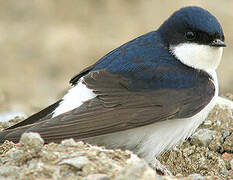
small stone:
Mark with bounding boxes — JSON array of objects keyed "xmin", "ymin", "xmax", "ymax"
[
  {"xmin": 19, "ymin": 132, "xmax": 44, "ymax": 154},
  {"xmin": 230, "ymin": 159, "xmax": 233, "ymax": 170},
  {"xmin": 175, "ymin": 173, "xmax": 183, "ymax": 176},
  {"xmin": 8, "ymin": 148, "xmax": 24, "ymax": 161},
  {"xmin": 58, "ymin": 156, "xmax": 89, "ymax": 169},
  {"xmin": 203, "ymin": 120, "xmax": 212, "ymax": 126},
  {"xmin": 216, "ymin": 120, "xmax": 221, "ymax": 126},
  {"xmin": 28, "ymin": 159, "xmax": 44, "ymax": 169},
  {"xmin": 219, "ymin": 170, "xmax": 228, "ymax": 175},
  {"xmin": 189, "ymin": 173, "xmax": 204, "ymax": 180},
  {"xmin": 150, "ymin": 158, "xmax": 172, "ymax": 176},
  {"xmin": 0, "ymin": 140, "xmax": 16, "ymax": 154},
  {"xmin": 182, "ymin": 147, "xmax": 195, "ymax": 156},
  {"xmin": 0, "ymin": 165, "xmax": 20, "ymax": 177},
  {"xmin": 115, "ymin": 154, "xmax": 156, "ymax": 180},
  {"xmin": 208, "ymin": 131, "xmax": 224, "ymax": 153},
  {"xmin": 222, "ymin": 130, "xmax": 230, "ymax": 140},
  {"xmin": 61, "ymin": 138, "xmax": 77, "ymax": 146},
  {"xmin": 222, "ymin": 133, "xmax": 233, "ymax": 153},
  {"xmin": 76, "ymin": 141, "xmax": 85, "ymax": 146},
  {"xmin": 216, "ymin": 96, "xmax": 233, "ymax": 109},
  {"xmin": 190, "ymin": 129, "xmax": 216, "ymax": 147},
  {"xmin": 222, "ymin": 152, "xmax": 233, "ymax": 160},
  {"xmin": 86, "ymin": 174, "xmax": 110, "ymax": 180},
  {"xmin": 40, "ymin": 150, "xmax": 59, "ymax": 162}
]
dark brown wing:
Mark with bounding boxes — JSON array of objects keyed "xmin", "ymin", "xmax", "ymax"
[
  {"xmin": 0, "ymin": 70, "xmax": 215, "ymax": 143},
  {"xmin": 6, "ymin": 100, "xmax": 62, "ymax": 130}
]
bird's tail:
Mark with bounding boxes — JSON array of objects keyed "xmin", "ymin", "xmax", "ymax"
[
  {"xmin": 0, "ymin": 100, "xmax": 62, "ymax": 144},
  {"xmin": 0, "ymin": 126, "xmax": 29, "ymax": 143}
]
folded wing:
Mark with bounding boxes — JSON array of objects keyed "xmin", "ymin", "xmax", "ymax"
[{"xmin": 0, "ymin": 69, "xmax": 215, "ymax": 143}]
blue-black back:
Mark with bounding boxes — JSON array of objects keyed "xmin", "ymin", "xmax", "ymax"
[{"xmin": 75, "ymin": 31, "xmax": 210, "ymax": 90}]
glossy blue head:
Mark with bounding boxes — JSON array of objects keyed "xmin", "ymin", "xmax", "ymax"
[
  {"xmin": 159, "ymin": 6, "xmax": 226, "ymax": 71},
  {"xmin": 159, "ymin": 6, "xmax": 225, "ymax": 47}
]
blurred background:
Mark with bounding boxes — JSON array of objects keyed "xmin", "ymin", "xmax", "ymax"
[{"xmin": 0, "ymin": 0, "xmax": 232, "ymax": 114}]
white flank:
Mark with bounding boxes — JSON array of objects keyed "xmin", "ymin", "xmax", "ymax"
[
  {"xmin": 170, "ymin": 43, "xmax": 223, "ymax": 70},
  {"xmin": 52, "ymin": 77, "xmax": 97, "ymax": 117}
]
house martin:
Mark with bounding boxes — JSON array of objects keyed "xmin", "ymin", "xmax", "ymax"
[{"xmin": 0, "ymin": 6, "xmax": 226, "ymax": 164}]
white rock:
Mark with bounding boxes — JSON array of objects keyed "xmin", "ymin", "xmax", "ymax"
[
  {"xmin": 216, "ymin": 97, "xmax": 233, "ymax": 109},
  {"xmin": 0, "ymin": 165, "xmax": 20, "ymax": 177},
  {"xmin": 20, "ymin": 132, "xmax": 44, "ymax": 153},
  {"xmin": 61, "ymin": 138, "xmax": 77, "ymax": 146},
  {"xmin": 86, "ymin": 174, "xmax": 110, "ymax": 180},
  {"xmin": 190, "ymin": 129, "xmax": 216, "ymax": 147},
  {"xmin": 58, "ymin": 156, "xmax": 89, "ymax": 169}
]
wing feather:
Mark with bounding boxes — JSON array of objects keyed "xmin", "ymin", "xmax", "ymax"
[{"xmin": 0, "ymin": 70, "xmax": 215, "ymax": 143}]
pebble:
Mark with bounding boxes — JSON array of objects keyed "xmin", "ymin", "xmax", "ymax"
[
  {"xmin": 8, "ymin": 133, "xmax": 45, "ymax": 164},
  {"xmin": 189, "ymin": 173, "xmax": 204, "ymax": 180},
  {"xmin": 86, "ymin": 174, "xmax": 110, "ymax": 180},
  {"xmin": 0, "ymin": 165, "xmax": 20, "ymax": 177},
  {"xmin": 222, "ymin": 133, "xmax": 233, "ymax": 153},
  {"xmin": 222, "ymin": 152, "xmax": 233, "ymax": 160},
  {"xmin": 202, "ymin": 120, "xmax": 212, "ymax": 126},
  {"xmin": 216, "ymin": 96, "xmax": 233, "ymax": 109},
  {"xmin": 222, "ymin": 130, "xmax": 230, "ymax": 140},
  {"xmin": 61, "ymin": 138, "xmax": 77, "ymax": 146},
  {"xmin": 58, "ymin": 156, "xmax": 89, "ymax": 169},
  {"xmin": 115, "ymin": 154, "xmax": 156, "ymax": 180},
  {"xmin": 216, "ymin": 120, "xmax": 221, "ymax": 126},
  {"xmin": 28, "ymin": 159, "xmax": 44, "ymax": 169},
  {"xmin": 219, "ymin": 170, "xmax": 228, "ymax": 175},
  {"xmin": 19, "ymin": 132, "xmax": 44, "ymax": 153},
  {"xmin": 190, "ymin": 129, "xmax": 216, "ymax": 147},
  {"xmin": 230, "ymin": 159, "xmax": 233, "ymax": 170}
]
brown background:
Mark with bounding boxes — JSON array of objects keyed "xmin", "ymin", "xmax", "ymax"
[{"xmin": 0, "ymin": 0, "xmax": 232, "ymax": 114}]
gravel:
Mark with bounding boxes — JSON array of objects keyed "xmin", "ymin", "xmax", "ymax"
[
  {"xmin": 190, "ymin": 129, "xmax": 216, "ymax": 147},
  {"xmin": 158, "ymin": 97, "xmax": 233, "ymax": 179}
]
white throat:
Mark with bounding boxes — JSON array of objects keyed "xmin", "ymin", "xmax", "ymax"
[{"xmin": 170, "ymin": 43, "xmax": 223, "ymax": 71}]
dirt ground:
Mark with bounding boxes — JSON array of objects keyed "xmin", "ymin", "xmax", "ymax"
[{"xmin": 0, "ymin": 1, "xmax": 232, "ymax": 115}]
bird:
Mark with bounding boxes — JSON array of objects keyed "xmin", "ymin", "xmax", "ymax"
[{"xmin": 0, "ymin": 6, "xmax": 226, "ymax": 165}]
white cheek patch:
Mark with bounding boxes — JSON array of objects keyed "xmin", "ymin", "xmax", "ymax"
[
  {"xmin": 170, "ymin": 43, "xmax": 223, "ymax": 70},
  {"xmin": 52, "ymin": 77, "xmax": 97, "ymax": 117}
]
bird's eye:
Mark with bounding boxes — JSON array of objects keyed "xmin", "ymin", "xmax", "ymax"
[{"xmin": 185, "ymin": 31, "xmax": 196, "ymax": 41}]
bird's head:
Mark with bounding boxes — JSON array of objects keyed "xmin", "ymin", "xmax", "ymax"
[{"xmin": 158, "ymin": 6, "xmax": 226, "ymax": 70}]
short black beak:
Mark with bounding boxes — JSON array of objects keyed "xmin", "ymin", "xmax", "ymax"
[{"xmin": 209, "ymin": 39, "xmax": 226, "ymax": 47}]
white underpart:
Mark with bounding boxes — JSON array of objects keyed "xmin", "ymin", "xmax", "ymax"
[
  {"xmin": 86, "ymin": 70, "xmax": 219, "ymax": 163},
  {"xmin": 170, "ymin": 43, "xmax": 223, "ymax": 70},
  {"xmin": 52, "ymin": 77, "xmax": 97, "ymax": 117}
]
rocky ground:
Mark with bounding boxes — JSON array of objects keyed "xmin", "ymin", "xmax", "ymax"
[
  {"xmin": 158, "ymin": 96, "xmax": 233, "ymax": 179},
  {"xmin": 0, "ymin": 96, "xmax": 232, "ymax": 180}
]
